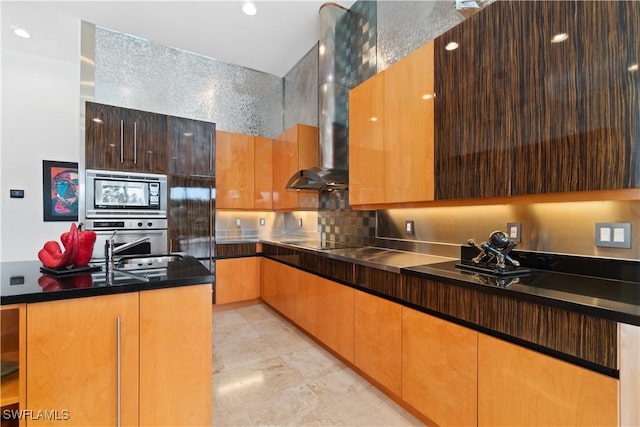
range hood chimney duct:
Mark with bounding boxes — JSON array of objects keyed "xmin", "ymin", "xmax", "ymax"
[{"xmin": 286, "ymin": 2, "xmax": 349, "ymax": 191}]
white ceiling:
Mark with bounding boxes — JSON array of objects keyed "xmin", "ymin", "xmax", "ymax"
[{"xmin": 1, "ymin": 0, "xmax": 356, "ymax": 77}]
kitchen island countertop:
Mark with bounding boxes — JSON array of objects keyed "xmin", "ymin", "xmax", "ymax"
[{"xmin": 0, "ymin": 256, "xmax": 213, "ymax": 305}]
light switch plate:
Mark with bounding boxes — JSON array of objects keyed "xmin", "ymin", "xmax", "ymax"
[
  {"xmin": 259, "ymin": 218, "xmax": 266, "ymax": 226},
  {"xmin": 595, "ymin": 222, "xmax": 631, "ymax": 248},
  {"xmin": 235, "ymin": 218, "xmax": 241, "ymax": 227}
]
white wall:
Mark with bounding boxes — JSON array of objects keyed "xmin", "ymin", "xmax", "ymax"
[{"xmin": 1, "ymin": 47, "xmax": 80, "ymax": 261}]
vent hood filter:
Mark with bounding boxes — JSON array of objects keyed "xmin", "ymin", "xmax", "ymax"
[{"xmin": 286, "ymin": 167, "xmax": 349, "ymax": 191}]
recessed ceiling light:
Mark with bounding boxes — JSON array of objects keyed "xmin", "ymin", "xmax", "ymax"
[
  {"xmin": 13, "ymin": 27, "xmax": 31, "ymax": 39},
  {"xmin": 445, "ymin": 42, "xmax": 459, "ymax": 51},
  {"xmin": 551, "ymin": 33, "xmax": 569, "ymax": 43},
  {"xmin": 242, "ymin": 2, "xmax": 257, "ymax": 16}
]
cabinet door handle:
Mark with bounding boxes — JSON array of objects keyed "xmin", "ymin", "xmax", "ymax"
[
  {"xmin": 116, "ymin": 316, "xmax": 121, "ymax": 427},
  {"xmin": 120, "ymin": 120, "xmax": 124, "ymax": 164},
  {"xmin": 133, "ymin": 122, "xmax": 138, "ymax": 165},
  {"xmin": 209, "ymin": 133, "xmax": 213, "ymax": 172}
]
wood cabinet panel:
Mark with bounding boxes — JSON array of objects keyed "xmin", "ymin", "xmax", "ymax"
[
  {"xmin": 273, "ymin": 124, "xmax": 319, "ymax": 210},
  {"xmin": 478, "ymin": 333, "xmax": 618, "ymax": 426},
  {"xmin": 295, "ymin": 270, "xmax": 318, "ymax": 335},
  {"xmin": 26, "ymin": 294, "xmax": 139, "ymax": 426},
  {"xmin": 261, "ymin": 258, "xmax": 297, "ymax": 320},
  {"xmin": 167, "ymin": 175, "xmax": 213, "ymax": 261},
  {"xmin": 402, "ymin": 307, "xmax": 477, "ymax": 427},
  {"xmin": 316, "ymin": 276, "xmax": 354, "ymax": 362},
  {"xmin": 254, "ymin": 137, "xmax": 273, "ymax": 210},
  {"xmin": 1, "ymin": 305, "xmax": 26, "ymax": 427},
  {"xmin": 215, "ymin": 131, "xmax": 255, "ymax": 209},
  {"xmin": 435, "ymin": 1, "xmax": 640, "ymax": 199},
  {"xmin": 139, "ymin": 285, "xmax": 212, "ymax": 426},
  {"xmin": 384, "ymin": 42, "xmax": 435, "ymax": 204},
  {"xmin": 354, "ymin": 290, "xmax": 402, "ymax": 396},
  {"xmin": 168, "ymin": 116, "xmax": 215, "ymax": 177},
  {"xmin": 85, "ymin": 102, "xmax": 167, "ymax": 174},
  {"xmin": 348, "ymin": 72, "xmax": 386, "ymax": 205},
  {"xmin": 215, "ymin": 257, "xmax": 260, "ymax": 304}
]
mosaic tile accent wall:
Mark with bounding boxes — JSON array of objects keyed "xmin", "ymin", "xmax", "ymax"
[
  {"xmin": 283, "ymin": 45, "xmax": 319, "ymax": 129},
  {"xmin": 94, "ymin": 27, "xmax": 283, "ymax": 138},
  {"xmin": 377, "ymin": 1, "xmax": 463, "ymax": 71}
]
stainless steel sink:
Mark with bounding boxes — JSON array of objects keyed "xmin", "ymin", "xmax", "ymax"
[{"xmin": 115, "ymin": 254, "xmax": 183, "ymax": 270}]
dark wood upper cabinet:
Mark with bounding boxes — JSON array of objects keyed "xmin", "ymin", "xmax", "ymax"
[
  {"xmin": 435, "ymin": 1, "xmax": 640, "ymax": 200},
  {"xmin": 168, "ymin": 116, "xmax": 216, "ymax": 177},
  {"xmin": 85, "ymin": 102, "xmax": 167, "ymax": 174}
]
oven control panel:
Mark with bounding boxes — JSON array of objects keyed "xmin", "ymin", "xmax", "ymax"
[{"xmin": 86, "ymin": 219, "xmax": 168, "ymax": 230}]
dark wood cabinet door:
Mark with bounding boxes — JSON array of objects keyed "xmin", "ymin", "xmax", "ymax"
[
  {"xmin": 167, "ymin": 175, "xmax": 214, "ymax": 261},
  {"xmin": 86, "ymin": 102, "xmax": 167, "ymax": 174},
  {"xmin": 86, "ymin": 102, "xmax": 130, "ymax": 171},
  {"xmin": 168, "ymin": 116, "xmax": 215, "ymax": 177},
  {"xmin": 435, "ymin": 1, "xmax": 640, "ymax": 199},
  {"xmin": 133, "ymin": 109, "xmax": 167, "ymax": 174}
]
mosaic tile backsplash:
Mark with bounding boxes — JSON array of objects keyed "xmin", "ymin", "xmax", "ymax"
[{"xmin": 318, "ymin": 191, "xmax": 376, "ymax": 245}]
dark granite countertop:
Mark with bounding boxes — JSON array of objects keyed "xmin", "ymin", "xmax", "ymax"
[
  {"xmin": 403, "ymin": 260, "xmax": 640, "ymax": 326},
  {"xmin": 258, "ymin": 240, "xmax": 640, "ymax": 326},
  {"xmin": 0, "ymin": 256, "xmax": 213, "ymax": 305}
]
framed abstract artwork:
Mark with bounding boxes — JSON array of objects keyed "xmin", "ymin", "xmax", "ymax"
[{"xmin": 42, "ymin": 160, "xmax": 79, "ymax": 222}]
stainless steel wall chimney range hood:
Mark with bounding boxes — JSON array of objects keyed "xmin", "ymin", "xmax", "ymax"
[{"xmin": 286, "ymin": 3, "xmax": 349, "ymax": 191}]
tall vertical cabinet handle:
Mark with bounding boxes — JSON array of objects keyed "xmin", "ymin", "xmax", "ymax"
[
  {"xmin": 209, "ymin": 133, "xmax": 213, "ymax": 172},
  {"xmin": 133, "ymin": 122, "xmax": 138, "ymax": 165},
  {"xmin": 116, "ymin": 316, "xmax": 121, "ymax": 427},
  {"xmin": 120, "ymin": 120, "xmax": 124, "ymax": 164}
]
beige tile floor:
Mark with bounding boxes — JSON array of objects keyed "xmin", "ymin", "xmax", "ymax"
[{"xmin": 213, "ymin": 303, "xmax": 425, "ymax": 427}]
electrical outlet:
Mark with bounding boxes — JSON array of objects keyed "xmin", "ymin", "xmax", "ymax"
[
  {"xmin": 507, "ymin": 222, "xmax": 522, "ymax": 243},
  {"xmin": 595, "ymin": 222, "xmax": 631, "ymax": 248},
  {"xmin": 259, "ymin": 218, "xmax": 266, "ymax": 226},
  {"xmin": 405, "ymin": 220, "xmax": 414, "ymax": 236},
  {"xmin": 235, "ymin": 218, "xmax": 241, "ymax": 227}
]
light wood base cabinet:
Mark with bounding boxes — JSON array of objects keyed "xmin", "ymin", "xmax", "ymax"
[
  {"xmin": 295, "ymin": 270, "xmax": 319, "ymax": 335},
  {"xmin": 354, "ymin": 291, "xmax": 402, "ymax": 396},
  {"xmin": 478, "ymin": 333, "xmax": 618, "ymax": 426},
  {"xmin": 24, "ymin": 285, "xmax": 211, "ymax": 426},
  {"xmin": 315, "ymin": 276, "xmax": 355, "ymax": 363},
  {"xmin": 26, "ymin": 293, "xmax": 139, "ymax": 426},
  {"xmin": 261, "ymin": 258, "xmax": 297, "ymax": 320},
  {"xmin": 402, "ymin": 307, "xmax": 478, "ymax": 427},
  {"xmin": 216, "ymin": 257, "xmax": 260, "ymax": 304},
  {"xmin": 139, "ymin": 285, "xmax": 212, "ymax": 426}
]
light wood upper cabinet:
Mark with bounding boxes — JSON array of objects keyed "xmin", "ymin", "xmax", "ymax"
[
  {"xmin": 354, "ymin": 290, "xmax": 402, "ymax": 396},
  {"xmin": 216, "ymin": 257, "xmax": 260, "ymax": 304},
  {"xmin": 402, "ymin": 307, "xmax": 478, "ymax": 427},
  {"xmin": 348, "ymin": 41, "xmax": 435, "ymax": 206},
  {"xmin": 384, "ymin": 41, "xmax": 435, "ymax": 203},
  {"xmin": 254, "ymin": 137, "xmax": 274, "ymax": 210},
  {"xmin": 26, "ymin": 293, "xmax": 140, "ymax": 426},
  {"xmin": 348, "ymin": 71, "xmax": 386, "ymax": 205},
  {"xmin": 478, "ymin": 333, "xmax": 618, "ymax": 427},
  {"xmin": 215, "ymin": 130, "xmax": 255, "ymax": 209},
  {"xmin": 168, "ymin": 116, "xmax": 215, "ymax": 177},
  {"xmin": 272, "ymin": 124, "xmax": 319, "ymax": 210}
]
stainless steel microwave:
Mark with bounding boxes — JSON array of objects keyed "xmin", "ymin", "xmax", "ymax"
[{"xmin": 85, "ymin": 169, "xmax": 167, "ymax": 218}]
